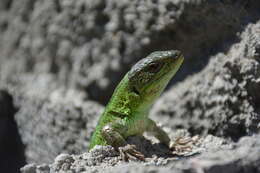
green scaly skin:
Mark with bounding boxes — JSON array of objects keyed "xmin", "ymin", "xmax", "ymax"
[{"xmin": 89, "ymin": 50, "xmax": 184, "ymax": 155}]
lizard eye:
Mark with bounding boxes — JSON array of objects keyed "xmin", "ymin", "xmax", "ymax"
[{"xmin": 145, "ymin": 63, "xmax": 163, "ymax": 73}]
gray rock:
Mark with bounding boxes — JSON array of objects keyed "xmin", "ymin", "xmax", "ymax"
[
  {"xmin": 14, "ymin": 89, "xmax": 104, "ymax": 164},
  {"xmin": 151, "ymin": 21, "xmax": 260, "ymax": 140},
  {"xmin": 20, "ymin": 134, "xmax": 260, "ymax": 173},
  {"xmin": 1, "ymin": 0, "xmax": 259, "ymax": 104},
  {"xmin": 20, "ymin": 163, "xmax": 37, "ymax": 173},
  {"xmin": 189, "ymin": 135, "xmax": 260, "ymax": 173}
]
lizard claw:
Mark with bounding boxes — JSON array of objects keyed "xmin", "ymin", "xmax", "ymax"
[
  {"xmin": 170, "ymin": 135, "xmax": 200, "ymax": 156},
  {"xmin": 118, "ymin": 144, "xmax": 145, "ymax": 161}
]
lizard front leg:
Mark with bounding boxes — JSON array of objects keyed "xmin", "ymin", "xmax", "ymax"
[
  {"xmin": 145, "ymin": 118, "xmax": 199, "ymax": 156},
  {"xmin": 145, "ymin": 118, "xmax": 171, "ymax": 146},
  {"xmin": 101, "ymin": 121, "xmax": 145, "ymax": 161}
]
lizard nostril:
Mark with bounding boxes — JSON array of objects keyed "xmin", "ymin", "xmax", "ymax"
[
  {"xmin": 174, "ymin": 50, "xmax": 182, "ymax": 58},
  {"xmin": 166, "ymin": 50, "xmax": 182, "ymax": 59}
]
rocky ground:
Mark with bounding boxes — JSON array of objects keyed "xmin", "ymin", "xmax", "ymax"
[{"xmin": 0, "ymin": 0, "xmax": 259, "ymax": 173}]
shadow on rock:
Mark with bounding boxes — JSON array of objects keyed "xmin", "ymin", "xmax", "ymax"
[
  {"xmin": 126, "ymin": 136, "xmax": 174, "ymax": 159},
  {"xmin": 0, "ymin": 89, "xmax": 26, "ymax": 173}
]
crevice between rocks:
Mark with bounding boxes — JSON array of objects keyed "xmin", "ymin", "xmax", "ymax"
[{"xmin": 0, "ymin": 89, "xmax": 26, "ymax": 173}]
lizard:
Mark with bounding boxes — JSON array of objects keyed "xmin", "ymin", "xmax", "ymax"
[{"xmin": 89, "ymin": 50, "xmax": 195, "ymax": 161}]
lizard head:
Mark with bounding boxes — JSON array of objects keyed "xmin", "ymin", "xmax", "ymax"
[{"xmin": 128, "ymin": 50, "xmax": 184, "ymax": 102}]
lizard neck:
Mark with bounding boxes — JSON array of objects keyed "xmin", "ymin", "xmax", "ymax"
[{"xmin": 106, "ymin": 74, "xmax": 151, "ymax": 118}]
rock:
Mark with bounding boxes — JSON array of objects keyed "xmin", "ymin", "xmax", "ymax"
[
  {"xmin": 189, "ymin": 135, "xmax": 260, "ymax": 173},
  {"xmin": 20, "ymin": 134, "xmax": 260, "ymax": 173},
  {"xmin": 151, "ymin": 21, "xmax": 260, "ymax": 141},
  {"xmin": 14, "ymin": 89, "xmax": 104, "ymax": 163},
  {"xmin": 20, "ymin": 163, "xmax": 37, "ymax": 173},
  {"xmin": 0, "ymin": 0, "xmax": 259, "ymax": 104}
]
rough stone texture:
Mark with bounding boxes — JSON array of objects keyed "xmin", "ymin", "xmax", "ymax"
[
  {"xmin": 152, "ymin": 21, "xmax": 260, "ymax": 141},
  {"xmin": 20, "ymin": 135, "xmax": 260, "ymax": 173},
  {"xmin": 14, "ymin": 89, "xmax": 103, "ymax": 164},
  {"xmin": 0, "ymin": 0, "xmax": 259, "ymax": 172},
  {"xmin": 189, "ymin": 135, "xmax": 260, "ymax": 173},
  {"xmin": 0, "ymin": 0, "xmax": 259, "ymax": 104}
]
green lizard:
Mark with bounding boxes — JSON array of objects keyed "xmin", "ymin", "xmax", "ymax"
[{"xmin": 89, "ymin": 50, "xmax": 186, "ymax": 161}]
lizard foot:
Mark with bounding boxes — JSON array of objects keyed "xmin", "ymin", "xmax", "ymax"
[
  {"xmin": 118, "ymin": 144, "xmax": 145, "ymax": 161},
  {"xmin": 169, "ymin": 135, "xmax": 200, "ymax": 156}
]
